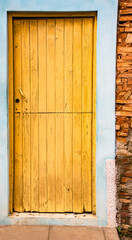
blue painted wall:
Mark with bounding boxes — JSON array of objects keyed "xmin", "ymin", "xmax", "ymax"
[{"xmin": 0, "ymin": 0, "xmax": 118, "ymax": 225}]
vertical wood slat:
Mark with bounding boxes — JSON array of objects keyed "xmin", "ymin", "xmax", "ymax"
[
  {"xmin": 38, "ymin": 19, "xmax": 47, "ymax": 112},
  {"xmin": 73, "ymin": 18, "xmax": 82, "ymax": 112},
  {"xmin": 46, "ymin": 19, "xmax": 56, "ymax": 212},
  {"xmin": 64, "ymin": 114, "xmax": 73, "ymax": 212},
  {"xmin": 64, "ymin": 18, "xmax": 73, "ymax": 113},
  {"xmin": 73, "ymin": 114, "xmax": 82, "ymax": 212},
  {"xmin": 56, "ymin": 114, "xmax": 64, "ymax": 212},
  {"xmin": 55, "ymin": 19, "xmax": 64, "ymax": 112},
  {"xmin": 8, "ymin": 14, "xmax": 14, "ymax": 213},
  {"xmin": 30, "ymin": 19, "xmax": 38, "ymax": 113},
  {"xmin": 47, "ymin": 19, "xmax": 55, "ymax": 112},
  {"xmin": 23, "ymin": 114, "xmax": 31, "ymax": 211},
  {"xmin": 82, "ymin": 114, "xmax": 92, "ymax": 212},
  {"xmin": 14, "ymin": 19, "xmax": 22, "ymax": 113},
  {"xmin": 21, "ymin": 19, "xmax": 31, "ymax": 211},
  {"xmin": 21, "ymin": 19, "xmax": 30, "ymax": 113},
  {"xmin": 47, "ymin": 114, "xmax": 56, "ymax": 212},
  {"xmin": 92, "ymin": 16, "xmax": 97, "ymax": 214},
  {"xmin": 81, "ymin": 18, "xmax": 93, "ymax": 212},
  {"xmin": 13, "ymin": 19, "xmax": 23, "ymax": 212},
  {"xmin": 14, "ymin": 114, "xmax": 23, "ymax": 212},
  {"xmin": 38, "ymin": 19, "xmax": 47, "ymax": 212},
  {"xmin": 39, "ymin": 114, "xmax": 47, "ymax": 212},
  {"xmin": 64, "ymin": 18, "xmax": 73, "ymax": 212},
  {"xmin": 72, "ymin": 18, "xmax": 83, "ymax": 212},
  {"xmin": 55, "ymin": 19, "xmax": 64, "ymax": 212},
  {"xmin": 30, "ymin": 114, "xmax": 39, "ymax": 211},
  {"xmin": 30, "ymin": 19, "xmax": 39, "ymax": 211},
  {"xmin": 82, "ymin": 18, "xmax": 93, "ymax": 113}
]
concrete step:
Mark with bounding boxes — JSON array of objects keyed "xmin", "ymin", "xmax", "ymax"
[{"xmin": 0, "ymin": 226, "xmax": 119, "ymax": 240}]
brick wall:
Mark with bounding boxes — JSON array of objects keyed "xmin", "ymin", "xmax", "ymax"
[{"xmin": 116, "ymin": 0, "xmax": 132, "ymax": 230}]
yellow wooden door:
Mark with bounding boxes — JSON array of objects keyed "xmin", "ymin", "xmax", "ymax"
[{"xmin": 13, "ymin": 17, "xmax": 94, "ymax": 213}]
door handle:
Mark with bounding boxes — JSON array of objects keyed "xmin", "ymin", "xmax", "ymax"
[{"xmin": 18, "ymin": 88, "xmax": 27, "ymax": 101}]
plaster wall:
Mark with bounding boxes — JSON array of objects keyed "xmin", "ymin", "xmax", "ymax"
[
  {"xmin": 106, "ymin": 159, "xmax": 117, "ymax": 227},
  {"xmin": 0, "ymin": 0, "xmax": 118, "ymax": 226}
]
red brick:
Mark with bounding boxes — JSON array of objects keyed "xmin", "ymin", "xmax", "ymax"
[
  {"xmin": 119, "ymin": 16, "xmax": 132, "ymax": 21},
  {"xmin": 121, "ymin": 212, "xmax": 130, "ymax": 218},
  {"xmin": 117, "ymin": 131, "xmax": 128, "ymax": 137},
  {"xmin": 116, "ymin": 111, "xmax": 132, "ymax": 117},
  {"xmin": 117, "ymin": 137, "xmax": 127, "ymax": 143},
  {"xmin": 119, "ymin": 199, "xmax": 131, "ymax": 203},
  {"xmin": 122, "ymin": 205, "xmax": 129, "ymax": 210},
  {"xmin": 120, "ymin": 9, "xmax": 132, "ymax": 15},
  {"xmin": 122, "ymin": 105, "xmax": 132, "ymax": 111},
  {"xmin": 119, "ymin": 2, "xmax": 132, "ymax": 7},
  {"xmin": 125, "ymin": 27, "xmax": 132, "ymax": 32},
  {"xmin": 121, "ymin": 177, "xmax": 131, "ymax": 183},
  {"xmin": 117, "ymin": 46, "xmax": 132, "ymax": 53},
  {"xmin": 124, "ymin": 171, "xmax": 132, "ymax": 177},
  {"xmin": 122, "ymin": 224, "xmax": 130, "ymax": 230},
  {"xmin": 116, "ymin": 124, "xmax": 121, "ymax": 130},
  {"xmin": 120, "ymin": 192, "xmax": 129, "ymax": 197},
  {"xmin": 116, "ymin": 99, "xmax": 132, "ymax": 104},
  {"xmin": 126, "ymin": 33, "xmax": 132, "ymax": 43}
]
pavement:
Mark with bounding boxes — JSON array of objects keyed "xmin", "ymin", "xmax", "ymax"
[{"xmin": 0, "ymin": 226, "xmax": 119, "ymax": 240}]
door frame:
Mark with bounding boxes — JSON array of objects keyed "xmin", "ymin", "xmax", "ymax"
[{"xmin": 8, "ymin": 11, "xmax": 97, "ymax": 214}]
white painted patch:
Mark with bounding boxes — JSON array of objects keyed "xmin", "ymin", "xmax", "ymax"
[
  {"xmin": 11, "ymin": 212, "xmax": 96, "ymax": 219},
  {"xmin": 106, "ymin": 159, "xmax": 117, "ymax": 227}
]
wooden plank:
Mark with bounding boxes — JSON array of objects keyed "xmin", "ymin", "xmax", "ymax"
[
  {"xmin": 64, "ymin": 114, "xmax": 73, "ymax": 212},
  {"xmin": 30, "ymin": 19, "xmax": 39, "ymax": 211},
  {"xmin": 30, "ymin": 19, "xmax": 38, "ymax": 112},
  {"xmin": 47, "ymin": 19, "xmax": 55, "ymax": 112},
  {"xmin": 56, "ymin": 114, "xmax": 64, "ymax": 212},
  {"xmin": 92, "ymin": 16, "xmax": 97, "ymax": 214},
  {"xmin": 73, "ymin": 18, "xmax": 82, "ymax": 112},
  {"xmin": 14, "ymin": 19, "xmax": 22, "ymax": 113},
  {"xmin": 38, "ymin": 19, "xmax": 47, "ymax": 112},
  {"xmin": 47, "ymin": 114, "xmax": 56, "ymax": 212},
  {"xmin": 73, "ymin": 113, "xmax": 82, "ymax": 212},
  {"xmin": 21, "ymin": 19, "xmax": 30, "ymax": 113},
  {"xmin": 23, "ymin": 114, "xmax": 31, "ymax": 211},
  {"xmin": 82, "ymin": 18, "xmax": 93, "ymax": 113},
  {"xmin": 30, "ymin": 114, "xmax": 39, "ymax": 211},
  {"xmin": 38, "ymin": 114, "xmax": 47, "ymax": 212},
  {"xmin": 13, "ymin": 19, "xmax": 23, "ymax": 212},
  {"xmin": 38, "ymin": 19, "xmax": 47, "ymax": 211},
  {"xmin": 82, "ymin": 113, "xmax": 92, "ymax": 212},
  {"xmin": 14, "ymin": 113, "xmax": 23, "ymax": 212},
  {"xmin": 55, "ymin": 18, "xmax": 64, "ymax": 112},
  {"xmin": 9, "ymin": 12, "xmax": 96, "ymax": 18},
  {"xmin": 21, "ymin": 19, "xmax": 31, "ymax": 211},
  {"xmin": 55, "ymin": 18, "xmax": 64, "ymax": 211},
  {"xmin": 64, "ymin": 18, "xmax": 73, "ymax": 112},
  {"xmin": 8, "ymin": 14, "xmax": 14, "ymax": 213},
  {"xmin": 64, "ymin": 19, "xmax": 73, "ymax": 211},
  {"xmin": 46, "ymin": 19, "xmax": 56, "ymax": 212}
]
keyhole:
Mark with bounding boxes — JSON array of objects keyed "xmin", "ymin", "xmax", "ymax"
[{"xmin": 15, "ymin": 98, "xmax": 20, "ymax": 103}]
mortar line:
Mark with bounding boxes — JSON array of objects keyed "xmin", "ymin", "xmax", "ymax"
[
  {"xmin": 48, "ymin": 225, "xmax": 51, "ymax": 240},
  {"xmin": 102, "ymin": 227, "xmax": 106, "ymax": 240}
]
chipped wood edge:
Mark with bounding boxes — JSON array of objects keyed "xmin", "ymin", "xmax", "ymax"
[{"xmin": 8, "ymin": 13, "xmax": 14, "ymax": 213}]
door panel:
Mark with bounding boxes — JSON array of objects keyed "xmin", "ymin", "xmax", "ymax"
[{"xmin": 13, "ymin": 17, "xmax": 94, "ymax": 213}]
